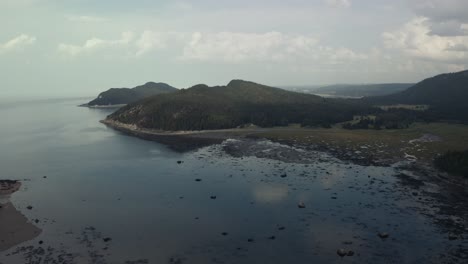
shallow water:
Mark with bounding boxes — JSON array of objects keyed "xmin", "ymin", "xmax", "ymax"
[{"xmin": 0, "ymin": 98, "xmax": 465, "ymax": 264}]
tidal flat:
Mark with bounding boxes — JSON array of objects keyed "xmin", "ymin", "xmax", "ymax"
[{"xmin": 0, "ymin": 98, "xmax": 467, "ymax": 264}]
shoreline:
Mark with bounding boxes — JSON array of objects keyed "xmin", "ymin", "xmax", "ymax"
[
  {"xmin": 0, "ymin": 180, "xmax": 42, "ymax": 252},
  {"xmin": 79, "ymin": 104, "xmax": 127, "ymax": 109},
  {"xmin": 101, "ymin": 119, "xmax": 468, "ymax": 166}
]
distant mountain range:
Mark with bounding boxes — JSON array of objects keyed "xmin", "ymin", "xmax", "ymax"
[
  {"xmin": 285, "ymin": 83, "xmax": 414, "ymax": 98},
  {"xmin": 83, "ymin": 82, "xmax": 177, "ymax": 106}
]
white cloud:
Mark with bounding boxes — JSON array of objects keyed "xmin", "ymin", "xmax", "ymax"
[
  {"xmin": 325, "ymin": 0, "xmax": 351, "ymax": 8},
  {"xmin": 135, "ymin": 31, "xmax": 183, "ymax": 56},
  {"xmin": 56, "ymin": 29, "xmax": 369, "ymax": 66},
  {"xmin": 180, "ymin": 31, "xmax": 366, "ymax": 64},
  {"xmin": 0, "ymin": 34, "xmax": 36, "ymax": 54},
  {"xmin": 58, "ymin": 31, "xmax": 134, "ymax": 56},
  {"xmin": 382, "ymin": 17, "xmax": 468, "ymax": 64}
]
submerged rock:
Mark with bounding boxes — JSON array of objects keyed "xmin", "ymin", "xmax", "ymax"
[
  {"xmin": 337, "ymin": 249, "xmax": 347, "ymax": 257},
  {"xmin": 378, "ymin": 232, "xmax": 389, "ymax": 239},
  {"xmin": 337, "ymin": 249, "xmax": 354, "ymax": 257}
]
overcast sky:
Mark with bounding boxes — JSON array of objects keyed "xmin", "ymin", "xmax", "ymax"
[{"xmin": 1, "ymin": 0, "xmax": 467, "ymax": 97}]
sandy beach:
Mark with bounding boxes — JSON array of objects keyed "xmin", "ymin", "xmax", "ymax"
[{"xmin": 0, "ymin": 180, "xmax": 41, "ymax": 252}]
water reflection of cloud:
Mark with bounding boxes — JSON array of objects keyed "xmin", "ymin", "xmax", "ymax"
[
  {"xmin": 252, "ymin": 184, "xmax": 289, "ymax": 203},
  {"xmin": 319, "ymin": 166, "xmax": 346, "ymax": 189}
]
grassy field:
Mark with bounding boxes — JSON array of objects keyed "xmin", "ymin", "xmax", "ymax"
[{"xmin": 249, "ymin": 123, "xmax": 468, "ymax": 163}]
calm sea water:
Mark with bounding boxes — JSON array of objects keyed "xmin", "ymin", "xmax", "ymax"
[{"xmin": 0, "ymin": 98, "xmax": 462, "ymax": 264}]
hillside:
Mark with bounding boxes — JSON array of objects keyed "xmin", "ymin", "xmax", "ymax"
[
  {"xmin": 106, "ymin": 80, "xmax": 369, "ymax": 131},
  {"xmin": 311, "ymin": 83, "xmax": 413, "ymax": 98},
  {"xmin": 367, "ymin": 70, "xmax": 468, "ymax": 122},
  {"xmin": 85, "ymin": 82, "xmax": 177, "ymax": 106}
]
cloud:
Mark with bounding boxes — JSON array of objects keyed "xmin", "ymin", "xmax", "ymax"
[
  {"xmin": 135, "ymin": 31, "xmax": 183, "ymax": 56},
  {"xmin": 382, "ymin": 17, "xmax": 468, "ymax": 64},
  {"xmin": 409, "ymin": 0, "xmax": 468, "ymax": 36},
  {"xmin": 410, "ymin": 0, "xmax": 468, "ymax": 23},
  {"xmin": 56, "ymin": 29, "xmax": 369, "ymax": 67},
  {"xmin": 66, "ymin": 15, "xmax": 108, "ymax": 23},
  {"xmin": 180, "ymin": 31, "xmax": 366, "ymax": 64},
  {"xmin": 58, "ymin": 32, "xmax": 134, "ymax": 56},
  {"xmin": 0, "ymin": 34, "xmax": 36, "ymax": 54},
  {"xmin": 325, "ymin": 0, "xmax": 351, "ymax": 8}
]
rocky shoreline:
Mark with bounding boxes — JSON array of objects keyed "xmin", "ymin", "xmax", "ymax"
[{"xmin": 100, "ymin": 119, "xmax": 429, "ymax": 167}]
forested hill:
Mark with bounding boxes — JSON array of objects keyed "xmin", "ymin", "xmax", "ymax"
[
  {"xmin": 106, "ymin": 80, "xmax": 369, "ymax": 131},
  {"xmin": 85, "ymin": 82, "xmax": 177, "ymax": 106},
  {"xmin": 312, "ymin": 83, "xmax": 413, "ymax": 97},
  {"xmin": 366, "ymin": 70, "xmax": 468, "ymax": 122}
]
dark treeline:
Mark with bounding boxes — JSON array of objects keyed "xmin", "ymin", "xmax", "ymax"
[
  {"xmin": 87, "ymin": 82, "xmax": 177, "ymax": 106},
  {"xmin": 435, "ymin": 151, "xmax": 468, "ymax": 177}
]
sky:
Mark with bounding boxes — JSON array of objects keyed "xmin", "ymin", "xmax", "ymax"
[{"xmin": 0, "ymin": 0, "xmax": 467, "ymax": 97}]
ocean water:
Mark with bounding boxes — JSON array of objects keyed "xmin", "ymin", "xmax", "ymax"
[{"xmin": 0, "ymin": 98, "xmax": 464, "ymax": 264}]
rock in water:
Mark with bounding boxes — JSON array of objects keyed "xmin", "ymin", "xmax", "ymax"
[
  {"xmin": 337, "ymin": 249, "xmax": 347, "ymax": 257},
  {"xmin": 298, "ymin": 202, "xmax": 306, "ymax": 208},
  {"xmin": 448, "ymin": 234, "xmax": 458, "ymax": 240},
  {"xmin": 378, "ymin": 232, "xmax": 389, "ymax": 239}
]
